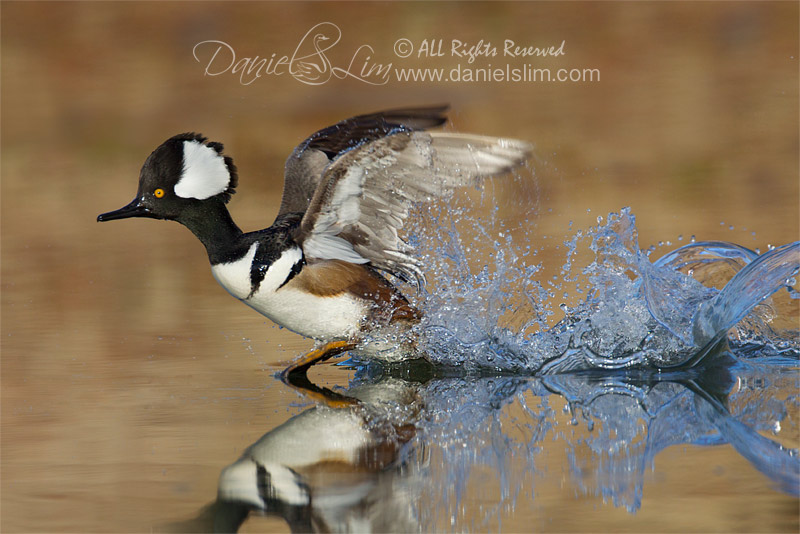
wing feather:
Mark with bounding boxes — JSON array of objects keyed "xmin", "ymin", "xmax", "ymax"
[
  {"xmin": 278, "ymin": 106, "xmax": 448, "ymax": 217},
  {"xmin": 296, "ymin": 129, "xmax": 532, "ymax": 288}
]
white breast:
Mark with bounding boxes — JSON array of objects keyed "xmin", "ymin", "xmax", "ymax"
[
  {"xmin": 211, "ymin": 243, "xmax": 366, "ymax": 340},
  {"xmin": 211, "ymin": 242, "xmax": 259, "ymax": 299}
]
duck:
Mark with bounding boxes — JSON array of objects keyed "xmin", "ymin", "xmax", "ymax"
[{"xmin": 97, "ymin": 106, "xmax": 531, "ymax": 376}]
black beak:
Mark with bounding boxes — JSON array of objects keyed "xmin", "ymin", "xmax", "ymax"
[{"xmin": 97, "ymin": 198, "xmax": 154, "ymax": 222}]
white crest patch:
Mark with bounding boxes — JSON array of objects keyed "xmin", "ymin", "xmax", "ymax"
[{"xmin": 174, "ymin": 140, "xmax": 230, "ymax": 199}]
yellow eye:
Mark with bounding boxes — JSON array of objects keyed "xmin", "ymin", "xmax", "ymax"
[{"xmin": 154, "ymin": 188, "xmax": 165, "ymax": 198}]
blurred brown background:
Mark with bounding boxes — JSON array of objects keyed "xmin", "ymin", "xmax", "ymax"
[{"xmin": 2, "ymin": 2, "xmax": 798, "ymax": 532}]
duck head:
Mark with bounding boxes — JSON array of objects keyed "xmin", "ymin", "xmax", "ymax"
[{"xmin": 97, "ymin": 133, "xmax": 238, "ymax": 223}]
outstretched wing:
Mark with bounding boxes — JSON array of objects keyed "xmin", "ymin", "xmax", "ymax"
[
  {"xmin": 278, "ymin": 106, "xmax": 449, "ymax": 217},
  {"xmin": 294, "ymin": 129, "xmax": 532, "ymax": 287}
]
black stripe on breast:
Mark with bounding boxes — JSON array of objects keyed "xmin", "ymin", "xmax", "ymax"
[
  {"xmin": 277, "ymin": 257, "xmax": 305, "ymax": 290},
  {"xmin": 246, "ymin": 214, "xmax": 304, "ymax": 298},
  {"xmin": 248, "ymin": 250, "xmax": 305, "ymax": 299},
  {"xmin": 256, "ymin": 462, "xmax": 272, "ymax": 506}
]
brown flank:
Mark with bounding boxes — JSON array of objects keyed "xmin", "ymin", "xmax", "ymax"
[{"xmin": 288, "ymin": 259, "xmax": 420, "ymax": 324}]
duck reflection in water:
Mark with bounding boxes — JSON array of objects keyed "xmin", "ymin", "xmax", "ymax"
[
  {"xmin": 170, "ymin": 346, "xmax": 797, "ymax": 532},
  {"xmin": 212, "ymin": 376, "xmax": 425, "ymax": 533}
]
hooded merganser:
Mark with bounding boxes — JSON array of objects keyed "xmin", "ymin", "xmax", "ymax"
[{"xmin": 98, "ymin": 106, "xmax": 531, "ymax": 375}]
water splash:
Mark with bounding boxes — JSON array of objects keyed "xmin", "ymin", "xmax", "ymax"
[{"xmin": 409, "ymin": 205, "xmax": 799, "ymax": 373}]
